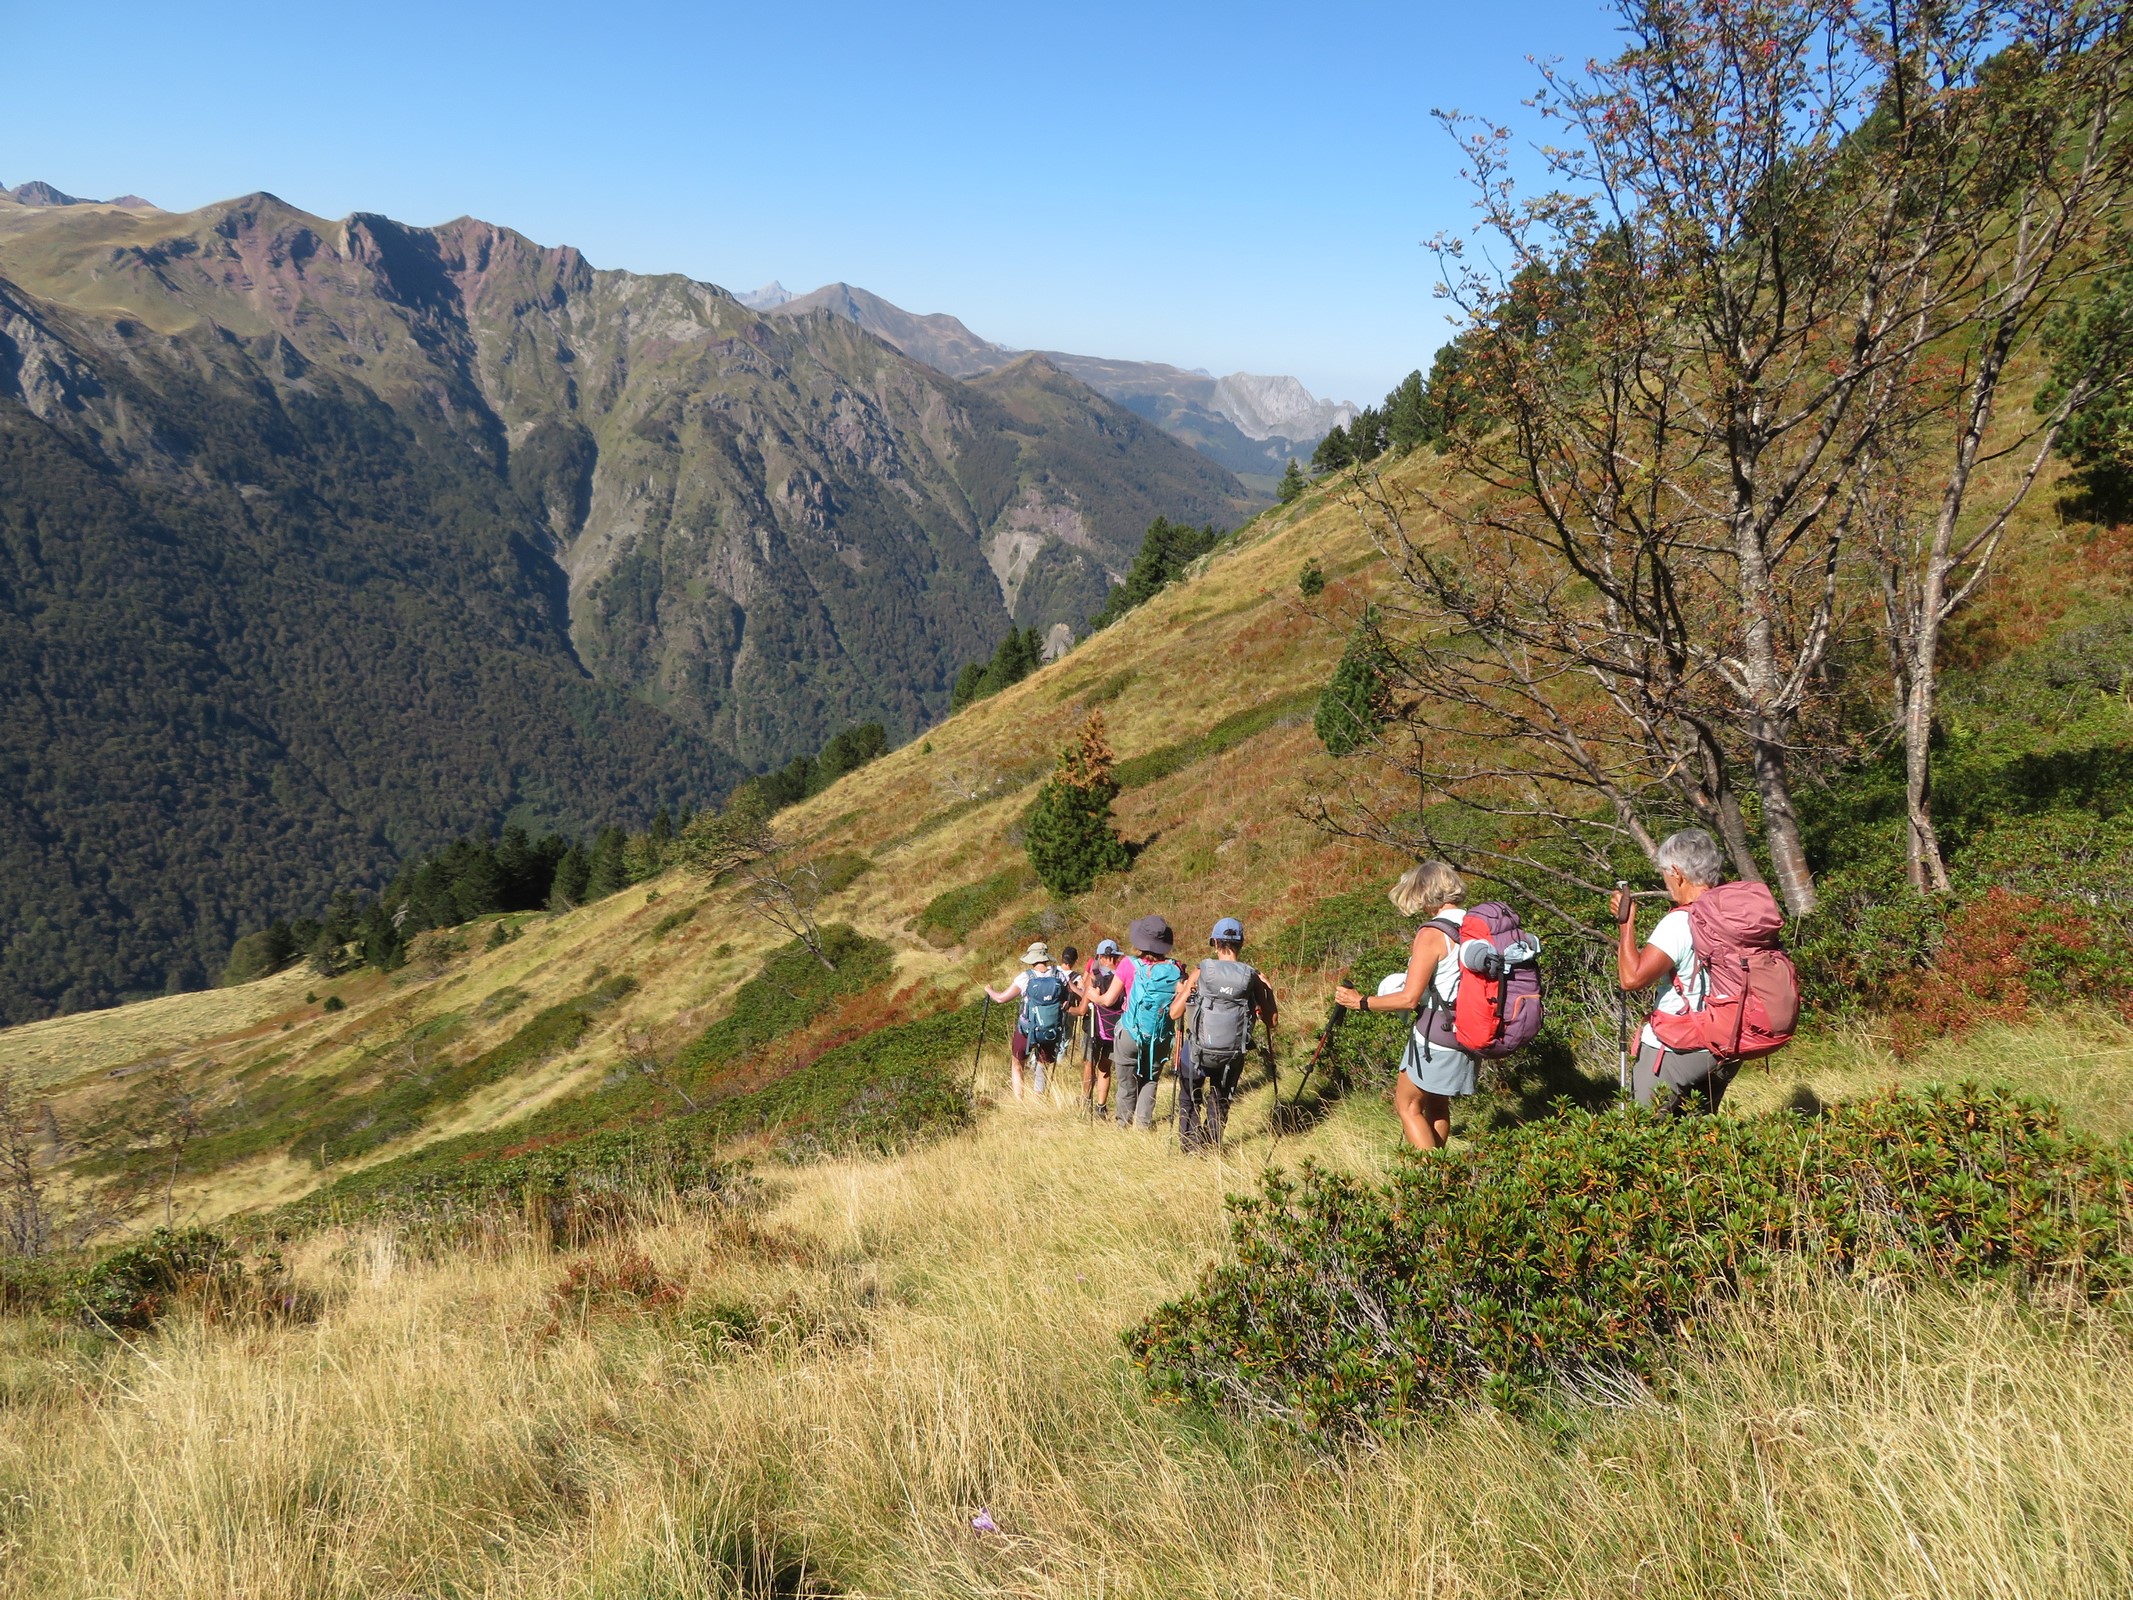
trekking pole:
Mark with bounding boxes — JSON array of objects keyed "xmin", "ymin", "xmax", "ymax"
[
  {"xmin": 1288, "ymin": 994, "xmax": 1347, "ymax": 1112},
  {"xmin": 1263, "ymin": 1035, "xmax": 1281, "ymax": 1147},
  {"xmin": 971, "ymin": 996, "xmax": 993, "ymax": 1098},
  {"xmin": 1614, "ymin": 881, "xmax": 1631, "ymax": 1096}
]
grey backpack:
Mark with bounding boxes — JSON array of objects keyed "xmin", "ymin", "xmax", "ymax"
[{"xmin": 1191, "ymin": 959, "xmax": 1258, "ymax": 1061}]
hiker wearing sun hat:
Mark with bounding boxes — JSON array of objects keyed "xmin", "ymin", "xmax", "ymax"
[
  {"xmin": 983, "ymin": 941, "xmax": 1067, "ymax": 1101},
  {"xmin": 1091, "ymin": 915, "xmax": 1183, "ymax": 1129},
  {"xmin": 1169, "ymin": 916, "xmax": 1280, "ymax": 1152}
]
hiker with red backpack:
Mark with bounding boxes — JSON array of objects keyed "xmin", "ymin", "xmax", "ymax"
[
  {"xmin": 1335, "ymin": 861, "xmax": 1543, "ymax": 1152},
  {"xmin": 1613, "ymin": 829, "xmax": 1800, "ymax": 1115}
]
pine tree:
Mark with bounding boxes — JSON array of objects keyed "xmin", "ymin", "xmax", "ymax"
[
  {"xmin": 1277, "ymin": 458, "xmax": 1307, "ymax": 503},
  {"xmin": 1310, "ymin": 424, "xmax": 1354, "ymax": 474},
  {"xmin": 584, "ymin": 826, "xmax": 629, "ymax": 900},
  {"xmin": 1315, "ymin": 607, "xmax": 1391, "ymax": 757},
  {"xmin": 549, "ymin": 844, "xmax": 591, "ymax": 910},
  {"xmin": 1384, "ymin": 369, "xmax": 1432, "ymax": 455},
  {"xmin": 1024, "ymin": 713, "xmax": 1131, "ymax": 897}
]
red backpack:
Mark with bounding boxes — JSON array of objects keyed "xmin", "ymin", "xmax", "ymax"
[
  {"xmin": 1425, "ymin": 902, "xmax": 1544, "ymax": 1059},
  {"xmin": 1648, "ymin": 881, "xmax": 1799, "ymax": 1062}
]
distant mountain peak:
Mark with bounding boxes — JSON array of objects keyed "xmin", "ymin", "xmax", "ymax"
[
  {"xmin": 1, "ymin": 181, "xmax": 161, "ymax": 211},
  {"xmin": 736, "ymin": 281, "xmax": 792, "ymax": 310},
  {"xmin": 756, "ymin": 280, "xmax": 1351, "ymax": 473},
  {"xmin": 4, "ymin": 180, "xmax": 85, "ymax": 207}
]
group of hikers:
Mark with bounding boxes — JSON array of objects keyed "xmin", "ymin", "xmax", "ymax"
[
  {"xmin": 979, "ymin": 826, "xmax": 1799, "ymax": 1154},
  {"xmin": 982, "ymin": 911, "xmax": 1278, "ymax": 1150}
]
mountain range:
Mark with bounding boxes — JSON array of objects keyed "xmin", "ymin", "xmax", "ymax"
[
  {"xmin": 0, "ymin": 183, "xmax": 1251, "ymax": 1021},
  {"xmin": 753, "ymin": 280, "xmax": 1354, "ymax": 481}
]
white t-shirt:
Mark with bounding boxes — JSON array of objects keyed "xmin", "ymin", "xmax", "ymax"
[
  {"xmin": 1640, "ymin": 909, "xmax": 1705, "ymax": 1049},
  {"xmin": 1001, "ymin": 963, "xmax": 1057, "ymax": 1001}
]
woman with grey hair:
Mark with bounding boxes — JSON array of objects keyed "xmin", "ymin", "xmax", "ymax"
[
  {"xmin": 1613, "ymin": 828, "xmax": 1733, "ymax": 1115},
  {"xmin": 1334, "ymin": 859, "xmax": 1473, "ymax": 1151}
]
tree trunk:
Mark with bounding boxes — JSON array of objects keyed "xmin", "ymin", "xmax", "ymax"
[
  {"xmin": 1751, "ymin": 722, "xmax": 1819, "ymax": 917},
  {"xmin": 1899, "ymin": 653, "xmax": 1951, "ymax": 891}
]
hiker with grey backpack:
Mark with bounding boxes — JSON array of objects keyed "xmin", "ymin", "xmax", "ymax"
[
  {"xmin": 1335, "ymin": 860, "xmax": 1543, "ymax": 1152},
  {"xmin": 1168, "ymin": 916, "xmax": 1279, "ymax": 1153}
]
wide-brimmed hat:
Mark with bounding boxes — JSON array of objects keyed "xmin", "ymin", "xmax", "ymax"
[
  {"xmin": 1021, "ymin": 942, "xmax": 1052, "ymax": 965},
  {"xmin": 1127, "ymin": 914, "xmax": 1174, "ymax": 956}
]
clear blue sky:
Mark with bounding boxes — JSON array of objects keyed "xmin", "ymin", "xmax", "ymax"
[{"xmin": 4, "ymin": 0, "xmax": 1621, "ymax": 406}]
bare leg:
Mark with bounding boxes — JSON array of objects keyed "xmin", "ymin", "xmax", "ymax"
[
  {"xmin": 1422, "ymin": 1091, "xmax": 1452, "ymax": 1148},
  {"xmin": 1009, "ymin": 1048, "xmax": 1027, "ymax": 1100},
  {"xmin": 1394, "ymin": 1073, "xmax": 1439, "ymax": 1151}
]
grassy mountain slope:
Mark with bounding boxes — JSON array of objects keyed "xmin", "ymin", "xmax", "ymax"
[
  {"xmin": 11, "ymin": 426, "xmax": 2128, "ymax": 1229},
  {"xmin": 4, "ymin": 435, "xmax": 2133, "ymax": 1596}
]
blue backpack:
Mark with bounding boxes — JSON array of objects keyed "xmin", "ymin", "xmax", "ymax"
[
  {"xmin": 1021, "ymin": 970, "xmax": 1068, "ymax": 1047},
  {"xmin": 1121, "ymin": 959, "xmax": 1182, "ymax": 1081}
]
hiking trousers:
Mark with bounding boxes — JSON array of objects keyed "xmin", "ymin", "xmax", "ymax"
[
  {"xmin": 1177, "ymin": 1052, "xmax": 1243, "ymax": 1151},
  {"xmin": 1633, "ymin": 1039, "xmax": 1735, "ymax": 1116},
  {"xmin": 1113, "ymin": 1037, "xmax": 1168, "ymax": 1128}
]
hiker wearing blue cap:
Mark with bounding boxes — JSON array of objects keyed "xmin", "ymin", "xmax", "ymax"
[
  {"xmin": 1169, "ymin": 917, "xmax": 1279, "ymax": 1152},
  {"xmin": 1074, "ymin": 938, "xmax": 1125, "ymax": 1116},
  {"xmin": 1092, "ymin": 915, "xmax": 1182, "ymax": 1128}
]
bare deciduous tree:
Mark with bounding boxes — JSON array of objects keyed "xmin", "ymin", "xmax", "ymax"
[
  {"xmin": 1343, "ymin": 0, "xmax": 2132, "ymax": 913},
  {"xmin": 0, "ymin": 1070, "xmax": 54, "ymax": 1258}
]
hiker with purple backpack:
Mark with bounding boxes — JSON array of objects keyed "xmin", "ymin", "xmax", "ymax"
[
  {"xmin": 1614, "ymin": 828, "xmax": 1800, "ymax": 1116},
  {"xmin": 1334, "ymin": 860, "xmax": 1546, "ymax": 1152}
]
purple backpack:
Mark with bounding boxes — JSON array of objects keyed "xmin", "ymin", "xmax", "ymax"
[{"xmin": 1425, "ymin": 902, "xmax": 1544, "ymax": 1059}]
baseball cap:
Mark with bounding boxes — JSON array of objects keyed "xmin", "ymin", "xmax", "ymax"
[
  {"xmin": 1210, "ymin": 916, "xmax": 1244, "ymax": 945},
  {"xmin": 1095, "ymin": 938, "xmax": 1122, "ymax": 957}
]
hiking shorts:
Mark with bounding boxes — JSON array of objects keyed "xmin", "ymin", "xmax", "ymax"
[
  {"xmin": 1087, "ymin": 1031, "xmax": 1114, "ymax": 1069},
  {"xmin": 1401, "ymin": 1032, "xmax": 1477, "ymax": 1096},
  {"xmin": 1633, "ymin": 1039, "xmax": 1733, "ymax": 1115},
  {"xmin": 1010, "ymin": 1028, "xmax": 1059, "ymax": 1065}
]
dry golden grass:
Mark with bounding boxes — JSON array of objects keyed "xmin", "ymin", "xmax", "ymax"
[
  {"xmin": 0, "ymin": 966, "xmax": 317, "ymax": 1092},
  {"xmin": 3, "ymin": 1027, "xmax": 2131, "ymax": 1599}
]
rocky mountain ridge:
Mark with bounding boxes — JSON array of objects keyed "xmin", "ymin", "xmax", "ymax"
[{"xmin": 765, "ymin": 280, "xmax": 1354, "ymax": 479}]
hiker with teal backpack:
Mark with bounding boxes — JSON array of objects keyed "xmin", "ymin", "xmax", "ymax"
[
  {"xmin": 1170, "ymin": 916, "xmax": 1279, "ymax": 1152},
  {"xmin": 983, "ymin": 942, "xmax": 1069, "ymax": 1101},
  {"xmin": 1093, "ymin": 915, "xmax": 1183, "ymax": 1130}
]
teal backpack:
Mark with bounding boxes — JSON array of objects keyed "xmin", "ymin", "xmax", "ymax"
[
  {"xmin": 1020, "ymin": 969, "xmax": 1068, "ymax": 1048},
  {"xmin": 1122, "ymin": 959, "xmax": 1182, "ymax": 1082}
]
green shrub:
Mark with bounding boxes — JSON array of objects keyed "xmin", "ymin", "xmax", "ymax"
[
  {"xmin": 70, "ymin": 1228, "xmax": 310, "ymax": 1332},
  {"xmin": 648, "ymin": 904, "xmax": 698, "ymax": 939},
  {"xmin": 812, "ymin": 852, "xmax": 873, "ymax": 897},
  {"xmin": 1129, "ymin": 1085, "xmax": 2133, "ymax": 1440},
  {"xmin": 672, "ymin": 926, "xmax": 893, "ymax": 1076},
  {"xmin": 916, "ymin": 867, "xmax": 1037, "ymax": 946},
  {"xmin": 1113, "ymin": 691, "xmax": 1317, "ymax": 790}
]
